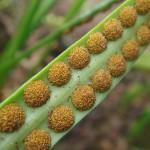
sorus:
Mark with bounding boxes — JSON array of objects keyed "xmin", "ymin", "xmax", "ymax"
[
  {"xmin": 108, "ymin": 54, "xmax": 126, "ymax": 77},
  {"xmin": 71, "ymin": 85, "xmax": 95, "ymax": 111},
  {"xmin": 135, "ymin": 0, "xmax": 150, "ymax": 15},
  {"xmin": 91, "ymin": 69, "xmax": 112, "ymax": 92},
  {"xmin": 48, "ymin": 105, "xmax": 74, "ymax": 132},
  {"xmin": 86, "ymin": 32, "xmax": 107, "ymax": 54},
  {"xmin": 122, "ymin": 40, "xmax": 139, "ymax": 61},
  {"xmin": 48, "ymin": 61, "xmax": 71, "ymax": 86},
  {"xmin": 119, "ymin": 6, "xmax": 137, "ymax": 27},
  {"xmin": 24, "ymin": 130, "xmax": 51, "ymax": 150},
  {"xmin": 0, "ymin": 103, "xmax": 25, "ymax": 132},
  {"xmin": 68, "ymin": 46, "xmax": 90, "ymax": 69},
  {"xmin": 23, "ymin": 80, "xmax": 50, "ymax": 107},
  {"xmin": 136, "ymin": 25, "xmax": 150, "ymax": 45},
  {"xmin": 102, "ymin": 19, "xmax": 123, "ymax": 40}
]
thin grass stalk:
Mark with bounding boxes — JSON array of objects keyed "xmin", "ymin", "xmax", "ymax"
[
  {"xmin": 64, "ymin": 0, "xmax": 86, "ymax": 23},
  {"xmin": 0, "ymin": 0, "xmax": 41, "ymax": 62}
]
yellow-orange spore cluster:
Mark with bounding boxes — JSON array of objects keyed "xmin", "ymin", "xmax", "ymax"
[
  {"xmin": 102, "ymin": 19, "xmax": 123, "ymax": 40},
  {"xmin": 122, "ymin": 40, "xmax": 139, "ymax": 60},
  {"xmin": 68, "ymin": 46, "xmax": 90, "ymax": 69},
  {"xmin": 48, "ymin": 62, "xmax": 71, "ymax": 86},
  {"xmin": 0, "ymin": 103, "xmax": 25, "ymax": 132},
  {"xmin": 119, "ymin": 6, "xmax": 137, "ymax": 27},
  {"xmin": 108, "ymin": 54, "xmax": 126, "ymax": 77},
  {"xmin": 86, "ymin": 32, "xmax": 107, "ymax": 54},
  {"xmin": 136, "ymin": 0, "xmax": 150, "ymax": 15},
  {"xmin": 137, "ymin": 25, "xmax": 150, "ymax": 45},
  {"xmin": 91, "ymin": 69, "xmax": 112, "ymax": 92},
  {"xmin": 71, "ymin": 85, "xmax": 95, "ymax": 111},
  {"xmin": 23, "ymin": 80, "xmax": 50, "ymax": 107},
  {"xmin": 24, "ymin": 130, "xmax": 51, "ymax": 150},
  {"xmin": 48, "ymin": 105, "xmax": 74, "ymax": 132}
]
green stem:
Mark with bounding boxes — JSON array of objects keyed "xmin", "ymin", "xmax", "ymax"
[
  {"xmin": 0, "ymin": 0, "xmax": 57, "ymax": 67},
  {"xmin": 0, "ymin": 0, "xmax": 119, "ymax": 85},
  {"xmin": 29, "ymin": 0, "xmax": 57, "ymax": 32},
  {"xmin": 0, "ymin": 0, "xmax": 41, "ymax": 61},
  {"xmin": 64, "ymin": 0, "xmax": 86, "ymax": 23}
]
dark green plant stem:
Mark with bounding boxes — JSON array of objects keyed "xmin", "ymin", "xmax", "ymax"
[
  {"xmin": 0, "ymin": 0, "xmax": 56, "ymax": 65},
  {"xmin": 0, "ymin": 0, "xmax": 41, "ymax": 62},
  {"xmin": 0, "ymin": 0, "xmax": 119, "ymax": 86},
  {"xmin": 15, "ymin": 0, "xmax": 57, "ymax": 51},
  {"xmin": 29, "ymin": 0, "xmax": 57, "ymax": 32},
  {"xmin": 129, "ymin": 105, "xmax": 150, "ymax": 142},
  {"xmin": 64, "ymin": 0, "xmax": 86, "ymax": 23}
]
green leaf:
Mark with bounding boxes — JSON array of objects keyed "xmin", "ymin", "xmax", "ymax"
[{"xmin": 0, "ymin": 0, "xmax": 150, "ymax": 149}]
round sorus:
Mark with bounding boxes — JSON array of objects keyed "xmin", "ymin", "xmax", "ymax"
[
  {"xmin": 0, "ymin": 103, "xmax": 25, "ymax": 132},
  {"xmin": 91, "ymin": 69, "xmax": 112, "ymax": 92},
  {"xmin": 71, "ymin": 85, "xmax": 95, "ymax": 111},
  {"xmin": 119, "ymin": 6, "xmax": 137, "ymax": 27},
  {"xmin": 68, "ymin": 46, "xmax": 90, "ymax": 69},
  {"xmin": 102, "ymin": 19, "xmax": 123, "ymax": 40},
  {"xmin": 136, "ymin": 25, "xmax": 150, "ymax": 45},
  {"xmin": 23, "ymin": 80, "xmax": 50, "ymax": 107},
  {"xmin": 122, "ymin": 40, "xmax": 139, "ymax": 61},
  {"xmin": 24, "ymin": 130, "xmax": 51, "ymax": 150},
  {"xmin": 136, "ymin": 0, "xmax": 150, "ymax": 15},
  {"xmin": 48, "ymin": 61, "xmax": 71, "ymax": 86},
  {"xmin": 48, "ymin": 105, "xmax": 74, "ymax": 132},
  {"xmin": 108, "ymin": 54, "xmax": 126, "ymax": 77},
  {"xmin": 86, "ymin": 32, "xmax": 107, "ymax": 54}
]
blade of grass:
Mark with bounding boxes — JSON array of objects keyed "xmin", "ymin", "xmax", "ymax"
[
  {"xmin": 0, "ymin": 0, "xmax": 41, "ymax": 62},
  {"xmin": 0, "ymin": 0, "xmax": 57, "ymax": 79},
  {"xmin": 29, "ymin": 0, "xmax": 57, "ymax": 32},
  {"xmin": 64, "ymin": 0, "xmax": 86, "ymax": 23},
  {"xmin": 0, "ymin": 0, "xmax": 57, "ymax": 63}
]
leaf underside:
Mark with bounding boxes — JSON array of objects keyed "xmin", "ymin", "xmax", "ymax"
[{"xmin": 0, "ymin": 0, "xmax": 149, "ymax": 149}]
